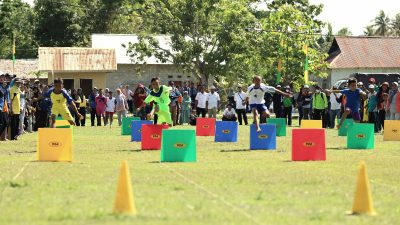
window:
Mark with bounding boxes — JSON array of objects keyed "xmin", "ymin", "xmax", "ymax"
[
  {"xmin": 177, "ymin": 75, "xmax": 182, "ymax": 78},
  {"xmin": 168, "ymin": 75, "xmax": 173, "ymax": 79}
]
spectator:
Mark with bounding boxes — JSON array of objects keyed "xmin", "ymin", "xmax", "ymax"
[
  {"xmin": 133, "ymin": 84, "xmax": 147, "ymax": 120},
  {"xmin": 234, "ymin": 85, "xmax": 248, "ymax": 125},
  {"xmin": 206, "ymin": 86, "xmax": 220, "ymax": 118},
  {"xmin": 329, "ymin": 87, "xmax": 342, "ymax": 129},
  {"xmin": 189, "ymin": 83, "xmax": 198, "ymax": 110},
  {"xmin": 180, "ymin": 91, "xmax": 191, "ymax": 125},
  {"xmin": 222, "ymin": 104, "xmax": 237, "ymax": 121},
  {"xmin": 95, "ymin": 89, "xmax": 107, "ymax": 126},
  {"xmin": 195, "ymin": 86, "xmax": 208, "ymax": 118},
  {"xmin": 282, "ymin": 86, "xmax": 296, "ymax": 126},
  {"xmin": 388, "ymin": 82, "xmax": 400, "ymax": 120},
  {"xmin": 71, "ymin": 89, "xmax": 82, "ymax": 126},
  {"xmin": 115, "ymin": 89, "xmax": 128, "ymax": 126},
  {"xmin": 19, "ymin": 82, "xmax": 27, "ymax": 135},
  {"xmin": 89, "ymin": 87, "xmax": 98, "ymax": 126},
  {"xmin": 272, "ymin": 85, "xmax": 283, "ymax": 118},
  {"xmin": 123, "ymin": 85, "xmax": 133, "ymax": 114},
  {"xmin": 312, "ymin": 85, "xmax": 328, "ymax": 128},
  {"xmin": 377, "ymin": 82, "xmax": 389, "ymax": 130},
  {"xmin": 168, "ymin": 81, "xmax": 181, "ymax": 126},
  {"xmin": 77, "ymin": 88, "xmax": 86, "ymax": 126},
  {"xmin": 300, "ymin": 85, "xmax": 312, "ymax": 121},
  {"xmin": 0, "ymin": 74, "xmax": 10, "ymax": 141},
  {"xmin": 296, "ymin": 86, "xmax": 304, "ymax": 125},
  {"xmin": 9, "ymin": 78, "xmax": 21, "ymax": 140},
  {"xmin": 105, "ymin": 90, "xmax": 116, "ymax": 126},
  {"xmin": 367, "ymin": 84, "xmax": 379, "ymax": 132},
  {"xmin": 34, "ymin": 85, "xmax": 51, "ymax": 131}
]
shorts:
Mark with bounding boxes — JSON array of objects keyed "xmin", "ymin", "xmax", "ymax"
[
  {"xmin": 106, "ymin": 111, "xmax": 114, "ymax": 117},
  {"xmin": 346, "ymin": 108, "xmax": 361, "ymax": 121},
  {"xmin": 250, "ymin": 104, "xmax": 269, "ymax": 114},
  {"xmin": 52, "ymin": 106, "xmax": 74, "ymax": 121}
]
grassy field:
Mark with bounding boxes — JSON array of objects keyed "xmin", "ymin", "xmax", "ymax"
[{"xmin": 0, "ymin": 123, "xmax": 399, "ymax": 225}]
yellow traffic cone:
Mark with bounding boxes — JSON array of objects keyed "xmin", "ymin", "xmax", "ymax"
[
  {"xmin": 350, "ymin": 161, "xmax": 376, "ymax": 215},
  {"xmin": 113, "ymin": 160, "xmax": 137, "ymax": 215}
]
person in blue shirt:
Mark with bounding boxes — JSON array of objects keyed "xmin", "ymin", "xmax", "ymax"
[
  {"xmin": 332, "ymin": 78, "xmax": 367, "ymax": 129},
  {"xmin": 0, "ymin": 74, "xmax": 10, "ymax": 140},
  {"xmin": 89, "ymin": 87, "xmax": 99, "ymax": 126}
]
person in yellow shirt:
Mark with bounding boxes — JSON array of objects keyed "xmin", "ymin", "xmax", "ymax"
[
  {"xmin": 36, "ymin": 78, "xmax": 83, "ymax": 128},
  {"xmin": 9, "ymin": 78, "xmax": 21, "ymax": 140}
]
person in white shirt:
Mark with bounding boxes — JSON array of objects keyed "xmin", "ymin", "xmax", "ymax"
[
  {"xmin": 246, "ymin": 76, "xmax": 290, "ymax": 132},
  {"xmin": 123, "ymin": 85, "xmax": 133, "ymax": 114},
  {"xmin": 206, "ymin": 86, "xmax": 220, "ymax": 118},
  {"xmin": 329, "ymin": 86, "xmax": 342, "ymax": 129},
  {"xmin": 195, "ymin": 86, "xmax": 208, "ymax": 118},
  {"xmin": 234, "ymin": 85, "xmax": 248, "ymax": 125},
  {"xmin": 105, "ymin": 90, "xmax": 116, "ymax": 126},
  {"xmin": 222, "ymin": 104, "xmax": 237, "ymax": 121}
]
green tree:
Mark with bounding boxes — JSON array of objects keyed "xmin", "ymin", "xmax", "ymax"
[
  {"xmin": 391, "ymin": 13, "xmax": 400, "ymax": 37},
  {"xmin": 373, "ymin": 10, "xmax": 391, "ymax": 36},
  {"xmin": 336, "ymin": 27, "xmax": 352, "ymax": 36},
  {"xmin": 0, "ymin": 0, "xmax": 37, "ymax": 58},
  {"xmin": 34, "ymin": 0, "xmax": 88, "ymax": 46},
  {"xmin": 363, "ymin": 25, "xmax": 375, "ymax": 36}
]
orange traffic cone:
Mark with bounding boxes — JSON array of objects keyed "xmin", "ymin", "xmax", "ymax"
[
  {"xmin": 113, "ymin": 160, "xmax": 137, "ymax": 215},
  {"xmin": 350, "ymin": 161, "xmax": 376, "ymax": 215}
]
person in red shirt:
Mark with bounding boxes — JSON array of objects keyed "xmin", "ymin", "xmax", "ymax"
[
  {"xmin": 95, "ymin": 89, "xmax": 108, "ymax": 126},
  {"xmin": 133, "ymin": 84, "xmax": 147, "ymax": 120}
]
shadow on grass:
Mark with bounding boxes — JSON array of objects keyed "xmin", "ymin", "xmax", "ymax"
[
  {"xmin": 117, "ymin": 149, "xmax": 141, "ymax": 152},
  {"xmin": 327, "ymin": 147, "xmax": 347, "ymax": 150},
  {"xmin": 148, "ymin": 161, "xmax": 160, "ymax": 163},
  {"xmin": 14, "ymin": 151, "xmax": 36, "ymax": 154},
  {"xmin": 220, "ymin": 149, "xmax": 250, "ymax": 152}
]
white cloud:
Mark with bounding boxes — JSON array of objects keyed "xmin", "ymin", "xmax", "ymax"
[{"xmin": 309, "ymin": 0, "xmax": 400, "ymax": 35}]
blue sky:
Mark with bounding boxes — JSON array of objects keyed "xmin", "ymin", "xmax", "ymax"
[{"xmin": 24, "ymin": 0, "xmax": 400, "ymax": 35}]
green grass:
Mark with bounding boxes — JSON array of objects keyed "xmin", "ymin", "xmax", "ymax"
[{"xmin": 0, "ymin": 123, "xmax": 399, "ymax": 225}]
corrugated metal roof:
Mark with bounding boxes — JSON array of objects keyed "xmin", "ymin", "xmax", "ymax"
[
  {"xmin": 91, "ymin": 34, "xmax": 174, "ymax": 65},
  {"xmin": 0, "ymin": 59, "xmax": 43, "ymax": 78},
  {"xmin": 38, "ymin": 47, "xmax": 117, "ymax": 72},
  {"xmin": 328, "ymin": 36, "xmax": 400, "ymax": 69}
]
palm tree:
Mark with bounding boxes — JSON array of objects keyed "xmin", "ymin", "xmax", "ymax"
[
  {"xmin": 363, "ymin": 25, "xmax": 375, "ymax": 36},
  {"xmin": 391, "ymin": 13, "xmax": 400, "ymax": 37},
  {"xmin": 336, "ymin": 27, "xmax": 353, "ymax": 36},
  {"xmin": 374, "ymin": 10, "xmax": 391, "ymax": 36}
]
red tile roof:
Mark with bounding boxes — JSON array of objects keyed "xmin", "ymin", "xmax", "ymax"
[{"xmin": 328, "ymin": 36, "xmax": 400, "ymax": 69}]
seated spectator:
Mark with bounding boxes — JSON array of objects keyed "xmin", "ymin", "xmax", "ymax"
[{"xmin": 222, "ymin": 104, "xmax": 237, "ymax": 121}]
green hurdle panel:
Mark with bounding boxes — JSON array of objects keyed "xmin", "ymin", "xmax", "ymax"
[
  {"xmin": 338, "ymin": 119, "xmax": 355, "ymax": 136},
  {"xmin": 347, "ymin": 123, "xmax": 374, "ymax": 149},
  {"xmin": 267, "ymin": 118, "xmax": 286, "ymax": 136},
  {"xmin": 161, "ymin": 130, "xmax": 196, "ymax": 162},
  {"xmin": 121, "ymin": 117, "xmax": 141, "ymax": 135}
]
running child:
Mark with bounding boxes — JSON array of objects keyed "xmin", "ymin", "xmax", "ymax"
[
  {"xmin": 137, "ymin": 77, "xmax": 173, "ymax": 126},
  {"xmin": 333, "ymin": 78, "xmax": 367, "ymax": 129},
  {"xmin": 246, "ymin": 76, "xmax": 290, "ymax": 132},
  {"xmin": 37, "ymin": 78, "xmax": 83, "ymax": 128}
]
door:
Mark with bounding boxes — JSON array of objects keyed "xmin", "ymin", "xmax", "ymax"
[
  {"xmin": 80, "ymin": 79, "xmax": 93, "ymax": 97},
  {"xmin": 63, "ymin": 79, "xmax": 74, "ymax": 91}
]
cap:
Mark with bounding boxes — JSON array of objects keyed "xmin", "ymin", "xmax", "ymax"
[
  {"xmin": 368, "ymin": 78, "xmax": 376, "ymax": 83},
  {"xmin": 357, "ymin": 82, "xmax": 363, "ymax": 86},
  {"xmin": 304, "ymin": 85, "xmax": 310, "ymax": 89},
  {"xmin": 392, "ymin": 82, "xmax": 399, "ymax": 87},
  {"xmin": 368, "ymin": 84, "xmax": 375, "ymax": 89},
  {"xmin": 382, "ymin": 82, "xmax": 389, "ymax": 87},
  {"xmin": 210, "ymin": 85, "xmax": 216, "ymax": 89}
]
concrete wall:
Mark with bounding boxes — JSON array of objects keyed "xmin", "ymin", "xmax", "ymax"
[
  {"xmin": 327, "ymin": 68, "xmax": 400, "ymax": 88},
  {"xmin": 50, "ymin": 72, "xmax": 107, "ymax": 90},
  {"xmin": 105, "ymin": 64, "xmax": 197, "ymax": 89}
]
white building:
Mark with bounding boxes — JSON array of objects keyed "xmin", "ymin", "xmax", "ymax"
[{"xmin": 91, "ymin": 34, "xmax": 196, "ymax": 89}]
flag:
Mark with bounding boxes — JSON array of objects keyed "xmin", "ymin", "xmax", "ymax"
[
  {"xmin": 303, "ymin": 44, "xmax": 309, "ymax": 83},
  {"xmin": 12, "ymin": 36, "xmax": 16, "ymax": 65},
  {"xmin": 276, "ymin": 37, "xmax": 284, "ymax": 84}
]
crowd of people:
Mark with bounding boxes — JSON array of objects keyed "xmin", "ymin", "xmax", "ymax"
[{"xmin": 1, "ymin": 71, "xmax": 400, "ymax": 142}]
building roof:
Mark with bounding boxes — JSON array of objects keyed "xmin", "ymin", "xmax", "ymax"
[
  {"xmin": 38, "ymin": 47, "xmax": 117, "ymax": 72},
  {"xmin": 0, "ymin": 59, "xmax": 43, "ymax": 78},
  {"xmin": 91, "ymin": 34, "xmax": 174, "ymax": 65},
  {"xmin": 327, "ymin": 36, "xmax": 400, "ymax": 69}
]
